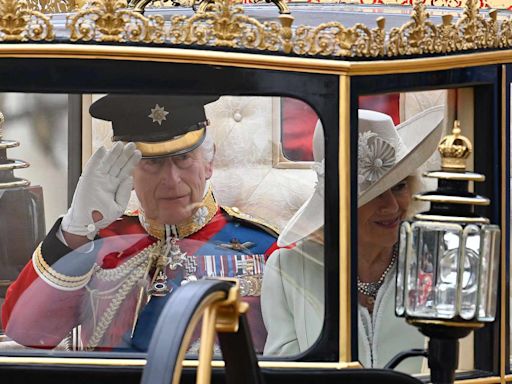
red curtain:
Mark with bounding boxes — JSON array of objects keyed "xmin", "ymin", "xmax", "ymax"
[{"xmin": 281, "ymin": 94, "xmax": 400, "ymax": 161}]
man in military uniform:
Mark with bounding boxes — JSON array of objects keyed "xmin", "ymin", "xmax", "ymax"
[{"xmin": 2, "ymin": 94, "xmax": 278, "ymax": 353}]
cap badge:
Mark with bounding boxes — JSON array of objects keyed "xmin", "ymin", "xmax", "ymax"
[{"xmin": 148, "ymin": 104, "xmax": 170, "ymax": 125}]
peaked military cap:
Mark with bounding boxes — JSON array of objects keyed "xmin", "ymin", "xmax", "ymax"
[{"xmin": 89, "ymin": 94, "xmax": 219, "ymax": 158}]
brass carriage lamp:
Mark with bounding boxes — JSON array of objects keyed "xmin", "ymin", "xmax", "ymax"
[{"xmin": 395, "ymin": 121, "xmax": 500, "ymax": 384}]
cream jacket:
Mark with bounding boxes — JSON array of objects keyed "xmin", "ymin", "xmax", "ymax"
[{"xmin": 261, "ymin": 240, "xmax": 425, "ymax": 373}]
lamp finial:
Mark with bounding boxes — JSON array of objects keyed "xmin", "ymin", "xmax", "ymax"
[{"xmin": 438, "ymin": 120, "xmax": 472, "ymax": 171}]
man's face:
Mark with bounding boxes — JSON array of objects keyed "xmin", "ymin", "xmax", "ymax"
[{"xmin": 133, "ymin": 148, "xmax": 213, "ymax": 225}]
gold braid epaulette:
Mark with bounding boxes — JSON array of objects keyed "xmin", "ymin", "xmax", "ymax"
[{"xmin": 221, "ymin": 206, "xmax": 279, "ymax": 238}]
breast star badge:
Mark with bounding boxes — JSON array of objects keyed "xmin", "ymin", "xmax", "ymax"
[{"xmin": 148, "ymin": 104, "xmax": 169, "ymax": 125}]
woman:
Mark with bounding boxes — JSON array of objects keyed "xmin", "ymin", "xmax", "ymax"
[{"xmin": 261, "ymin": 106, "xmax": 445, "ymax": 373}]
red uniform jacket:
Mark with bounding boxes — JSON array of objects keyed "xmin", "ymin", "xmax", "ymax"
[{"xmin": 3, "ymin": 203, "xmax": 278, "ymax": 353}]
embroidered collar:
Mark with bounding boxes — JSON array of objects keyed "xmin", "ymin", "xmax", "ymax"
[{"xmin": 137, "ymin": 186, "xmax": 218, "ymax": 240}]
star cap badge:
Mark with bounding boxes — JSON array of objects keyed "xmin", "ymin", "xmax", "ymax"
[{"xmin": 148, "ymin": 104, "xmax": 170, "ymax": 125}]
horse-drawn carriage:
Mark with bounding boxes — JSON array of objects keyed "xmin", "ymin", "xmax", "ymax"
[{"xmin": 0, "ymin": 0, "xmax": 510, "ymax": 383}]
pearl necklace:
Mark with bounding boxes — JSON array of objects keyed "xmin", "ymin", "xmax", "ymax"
[{"xmin": 357, "ymin": 245, "xmax": 398, "ymax": 299}]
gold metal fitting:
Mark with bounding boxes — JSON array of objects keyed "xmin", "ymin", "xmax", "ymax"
[
  {"xmin": 407, "ymin": 318, "xmax": 484, "ymax": 329},
  {"xmin": 196, "ymin": 278, "xmax": 246, "ymax": 384},
  {"xmin": 438, "ymin": 120, "xmax": 472, "ymax": 171},
  {"xmin": 213, "ymin": 278, "xmax": 248, "ymax": 334}
]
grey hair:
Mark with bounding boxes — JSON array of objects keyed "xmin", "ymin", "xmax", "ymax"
[{"xmin": 199, "ymin": 127, "xmax": 215, "ymax": 163}]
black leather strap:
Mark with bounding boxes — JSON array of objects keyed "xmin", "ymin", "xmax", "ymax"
[
  {"xmin": 218, "ymin": 313, "xmax": 265, "ymax": 384},
  {"xmin": 141, "ymin": 279, "xmax": 232, "ymax": 384}
]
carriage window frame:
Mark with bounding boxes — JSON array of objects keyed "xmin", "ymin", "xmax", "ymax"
[
  {"xmin": 350, "ymin": 65, "xmax": 505, "ymax": 379},
  {"xmin": 0, "ymin": 46, "xmax": 506, "ymax": 384},
  {"xmin": 0, "ymin": 55, "xmax": 341, "ymax": 366}
]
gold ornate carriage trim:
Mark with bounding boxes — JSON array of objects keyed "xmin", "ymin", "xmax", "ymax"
[{"xmin": 2, "ymin": 0, "xmax": 512, "ymax": 59}]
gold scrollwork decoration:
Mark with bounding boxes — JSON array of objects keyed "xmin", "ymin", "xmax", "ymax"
[
  {"xmin": 435, "ymin": 14, "xmax": 461, "ymax": 53},
  {"xmin": 378, "ymin": 0, "xmax": 508, "ymax": 57},
  {"xmin": 279, "ymin": 14, "xmax": 293, "ymax": 54},
  {"xmin": 168, "ymin": 0, "xmax": 286, "ymax": 51},
  {"xmin": 67, "ymin": 0, "xmax": 165, "ymax": 42},
  {"xmin": 5, "ymin": 0, "xmax": 512, "ymax": 59},
  {"xmin": 26, "ymin": 0, "xmax": 74, "ymax": 13},
  {"xmin": 129, "ymin": 0, "xmax": 195, "ymax": 13},
  {"xmin": 388, "ymin": 1, "xmax": 436, "ymax": 56},
  {"xmin": 0, "ymin": 0, "xmax": 54, "ymax": 41},
  {"xmin": 485, "ymin": 10, "xmax": 500, "ymax": 48},
  {"xmin": 498, "ymin": 14, "xmax": 512, "ymax": 48},
  {"xmin": 291, "ymin": 17, "xmax": 386, "ymax": 57},
  {"xmin": 456, "ymin": 0, "xmax": 492, "ymax": 49},
  {"xmin": 197, "ymin": 0, "xmax": 289, "ymax": 15}
]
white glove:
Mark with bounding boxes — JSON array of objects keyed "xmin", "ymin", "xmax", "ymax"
[{"xmin": 61, "ymin": 142, "xmax": 142, "ymax": 240}]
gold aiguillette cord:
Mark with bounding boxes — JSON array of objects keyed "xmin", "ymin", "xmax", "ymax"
[{"xmin": 130, "ymin": 225, "xmax": 172, "ymax": 337}]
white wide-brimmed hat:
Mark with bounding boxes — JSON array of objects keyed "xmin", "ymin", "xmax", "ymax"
[
  {"xmin": 358, "ymin": 105, "xmax": 444, "ymax": 206},
  {"xmin": 278, "ymin": 105, "xmax": 445, "ymax": 247}
]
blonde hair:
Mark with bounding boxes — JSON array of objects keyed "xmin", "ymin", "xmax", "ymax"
[{"xmin": 405, "ymin": 172, "xmax": 426, "ymax": 218}]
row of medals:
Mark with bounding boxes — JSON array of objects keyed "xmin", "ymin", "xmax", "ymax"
[{"xmin": 145, "ymin": 235, "xmax": 260, "ymax": 298}]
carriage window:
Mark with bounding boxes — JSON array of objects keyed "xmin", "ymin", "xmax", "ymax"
[
  {"xmin": 0, "ymin": 94, "xmax": 68, "ymax": 348},
  {"xmin": 0, "ymin": 94, "xmax": 324, "ymax": 356},
  {"xmin": 356, "ymin": 89, "xmax": 477, "ymax": 374},
  {"xmin": 280, "ymin": 97, "xmax": 318, "ymax": 162}
]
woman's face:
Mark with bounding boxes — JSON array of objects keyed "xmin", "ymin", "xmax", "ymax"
[{"xmin": 358, "ymin": 179, "xmax": 412, "ymax": 249}]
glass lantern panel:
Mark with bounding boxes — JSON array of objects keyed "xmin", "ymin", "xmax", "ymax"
[
  {"xmin": 407, "ymin": 221, "xmax": 463, "ymax": 318},
  {"xmin": 434, "ymin": 223, "xmax": 463, "ymax": 319},
  {"xmin": 405, "ymin": 223, "xmax": 420, "ymax": 316},
  {"xmin": 477, "ymin": 225, "xmax": 500, "ymax": 321},
  {"xmin": 406, "ymin": 222, "xmax": 441, "ymax": 317},
  {"xmin": 396, "ymin": 221, "xmax": 410, "ymax": 316},
  {"xmin": 459, "ymin": 225, "xmax": 481, "ymax": 320}
]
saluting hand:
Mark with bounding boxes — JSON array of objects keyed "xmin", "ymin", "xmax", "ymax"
[{"xmin": 61, "ymin": 142, "xmax": 142, "ymax": 240}]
